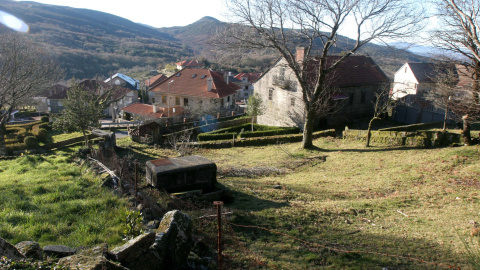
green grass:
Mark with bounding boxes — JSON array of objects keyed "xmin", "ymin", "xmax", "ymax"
[
  {"xmin": 49, "ymin": 130, "xmax": 86, "ymax": 143},
  {"xmin": 114, "ymin": 135, "xmax": 480, "ymax": 268},
  {"xmin": 3, "ymin": 132, "xmax": 480, "ymax": 268},
  {"xmin": 194, "ymin": 138, "xmax": 480, "ymax": 269},
  {"xmin": 0, "ymin": 152, "xmax": 128, "ymax": 248}
]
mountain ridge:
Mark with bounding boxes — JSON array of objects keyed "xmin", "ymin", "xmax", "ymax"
[{"xmin": 0, "ymin": 1, "xmax": 429, "ymax": 79}]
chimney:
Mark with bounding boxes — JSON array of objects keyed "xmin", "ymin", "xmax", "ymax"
[
  {"xmin": 296, "ymin": 47, "xmax": 305, "ymax": 64},
  {"xmin": 153, "ymin": 104, "xmax": 159, "ymax": 113},
  {"xmin": 207, "ymin": 77, "xmax": 213, "ymax": 92}
]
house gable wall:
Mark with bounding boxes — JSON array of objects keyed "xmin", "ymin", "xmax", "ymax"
[{"xmin": 255, "ymin": 58, "xmax": 380, "ymax": 128}]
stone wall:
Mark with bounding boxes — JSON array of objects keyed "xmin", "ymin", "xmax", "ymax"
[{"xmin": 343, "ymin": 129, "xmax": 463, "ymax": 147}]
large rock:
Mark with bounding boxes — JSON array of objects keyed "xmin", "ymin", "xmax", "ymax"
[
  {"xmin": 0, "ymin": 236, "xmax": 25, "ymax": 260},
  {"xmin": 154, "ymin": 210, "xmax": 194, "ymax": 269},
  {"xmin": 110, "ymin": 232, "xmax": 155, "ymax": 265},
  {"xmin": 58, "ymin": 255, "xmax": 128, "ymax": 270},
  {"xmin": 15, "ymin": 241, "xmax": 43, "ymax": 260},
  {"xmin": 43, "ymin": 245, "xmax": 76, "ymax": 258}
]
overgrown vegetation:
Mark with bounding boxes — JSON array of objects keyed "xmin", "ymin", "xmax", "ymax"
[{"xmin": 0, "ymin": 153, "xmax": 128, "ymax": 247}]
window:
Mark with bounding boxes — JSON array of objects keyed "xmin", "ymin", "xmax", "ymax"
[
  {"xmin": 201, "ymin": 75, "xmax": 206, "ymax": 79},
  {"xmin": 244, "ymin": 85, "xmax": 248, "ymax": 90},
  {"xmin": 176, "ymin": 73, "xmax": 181, "ymax": 77},
  {"xmin": 349, "ymin": 93, "xmax": 355, "ymax": 105},
  {"xmin": 244, "ymin": 93, "xmax": 248, "ymax": 97},
  {"xmin": 279, "ymin": 67, "xmax": 285, "ymax": 78},
  {"xmin": 290, "ymin": 98, "xmax": 295, "ymax": 106},
  {"xmin": 162, "ymin": 95, "xmax": 167, "ymax": 103},
  {"xmin": 227, "ymin": 96, "xmax": 230, "ymax": 102},
  {"xmin": 175, "ymin": 97, "xmax": 180, "ymax": 106},
  {"xmin": 220, "ymin": 98, "xmax": 224, "ymax": 108},
  {"xmin": 191, "ymin": 74, "xmax": 196, "ymax": 78},
  {"xmin": 151, "ymin": 97, "xmax": 155, "ymax": 103},
  {"xmin": 184, "ymin": 98, "xmax": 189, "ymax": 106},
  {"xmin": 360, "ymin": 91, "xmax": 366, "ymax": 104},
  {"xmin": 268, "ymin": 88, "xmax": 274, "ymax": 100}
]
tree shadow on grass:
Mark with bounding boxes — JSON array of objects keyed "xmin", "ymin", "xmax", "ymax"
[
  {"xmin": 307, "ymin": 144, "xmax": 428, "ymax": 153},
  {"xmin": 223, "ymin": 203, "xmax": 466, "ymax": 270}
]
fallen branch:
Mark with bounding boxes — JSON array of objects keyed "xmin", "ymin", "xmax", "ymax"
[
  {"xmin": 396, "ymin": 210, "xmax": 408, "ymax": 217},
  {"xmin": 198, "ymin": 212, "xmax": 233, "ymax": 219}
]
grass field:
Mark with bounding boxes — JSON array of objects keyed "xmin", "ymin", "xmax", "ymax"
[
  {"xmin": 1, "ymin": 132, "xmax": 480, "ymax": 269},
  {"xmin": 117, "ymin": 135, "xmax": 480, "ymax": 269},
  {"xmin": 0, "ymin": 150, "xmax": 129, "ymax": 248}
]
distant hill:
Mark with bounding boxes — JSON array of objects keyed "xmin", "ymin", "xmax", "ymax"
[
  {"xmin": 0, "ymin": 1, "xmax": 429, "ymax": 79},
  {"xmin": 159, "ymin": 16, "xmax": 429, "ymax": 77},
  {"xmin": 0, "ymin": 0, "xmax": 191, "ymax": 79}
]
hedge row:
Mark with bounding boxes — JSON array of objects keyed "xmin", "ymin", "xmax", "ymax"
[
  {"xmin": 197, "ymin": 132, "xmax": 238, "ymax": 141},
  {"xmin": 6, "ymin": 120, "xmax": 43, "ymax": 131},
  {"xmin": 240, "ymin": 127, "xmax": 300, "ymax": 138},
  {"xmin": 195, "ymin": 129, "xmax": 336, "ymax": 148}
]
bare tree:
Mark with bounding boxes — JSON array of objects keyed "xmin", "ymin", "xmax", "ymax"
[
  {"xmin": 219, "ymin": 0, "xmax": 425, "ymax": 148},
  {"xmin": 185, "ymin": 99, "xmax": 220, "ymax": 125},
  {"xmin": 166, "ymin": 129, "xmax": 194, "ymax": 156},
  {"xmin": 366, "ymin": 84, "xmax": 394, "ymax": 147},
  {"xmin": 425, "ymin": 63, "xmax": 459, "ymax": 131},
  {"xmin": 432, "ymin": 0, "xmax": 480, "ymax": 145},
  {"xmin": 0, "ymin": 32, "xmax": 63, "ymax": 155}
]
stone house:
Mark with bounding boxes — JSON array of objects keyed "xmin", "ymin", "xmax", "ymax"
[
  {"xmin": 34, "ymin": 84, "xmax": 68, "ymax": 113},
  {"xmin": 104, "ymin": 73, "xmax": 140, "ymax": 90},
  {"xmin": 254, "ymin": 48, "xmax": 389, "ymax": 128},
  {"xmin": 233, "ymin": 72, "xmax": 261, "ymax": 102},
  {"xmin": 148, "ymin": 68, "xmax": 240, "ymax": 121}
]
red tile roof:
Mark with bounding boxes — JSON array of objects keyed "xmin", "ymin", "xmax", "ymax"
[
  {"xmin": 122, "ymin": 103, "xmax": 184, "ymax": 118},
  {"xmin": 149, "ymin": 68, "xmax": 240, "ymax": 99},
  {"xmin": 234, "ymin": 73, "xmax": 261, "ymax": 83},
  {"xmin": 145, "ymin": 74, "xmax": 167, "ymax": 87},
  {"xmin": 175, "ymin": 60, "xmax": 203, "ymax": 68}
]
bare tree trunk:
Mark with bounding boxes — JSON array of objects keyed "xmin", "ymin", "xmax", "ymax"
[
  {"xmin": 251, "ymin": 116, "xmax": 254, "ymax": 132},
  {"xmin": 366, "ymin": 118, "xmax": 375, "ymax": 147},
  {"xmin": 443, "ymin": 107, "xmax": 448, "ymax": 132},
  {"xmin": 462, "ymin": 114, "xmax": 472, "ymax": 146},
  {"xmin": 82, "ymin": 130, "xmax": 89, "ymax": 148},
  {"xmin": 0, "ymin": 107, "xmax": 13, "ymax": 156},
  {"xmin": 301, "ymin": 109, "xmax": 315, "ymax": 149},
  {"xmin": 0, "ymin": 127, "xmax": 7, "ymax": 156}
]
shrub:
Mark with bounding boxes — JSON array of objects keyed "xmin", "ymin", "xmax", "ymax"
[
  {"xmin": 24, "ymin": 136, "xmax": 38, "ymax": 149},
  {"xmin": 36, "ymin": 128, "xmax": 48, "ymax": 143},
  {"xmin": 40, "ymin": 116, "xmax": 49, "ymax": 122},
  {"xmin": 38, "ymin": 122, "xmax": 51, "ymax": 130}
]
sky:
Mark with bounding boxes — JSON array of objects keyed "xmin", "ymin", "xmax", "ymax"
[{"xmin": 14, "ymin": 0, "xmax": 228, "ymax": 28}]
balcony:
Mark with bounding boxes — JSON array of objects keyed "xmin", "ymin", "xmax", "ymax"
[{"xmin": 272, "ymin": 75, "xmax": 296, "ymax": 91}]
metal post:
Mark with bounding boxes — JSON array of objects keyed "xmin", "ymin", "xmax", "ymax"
[
  {"xmin": 214, "ymin": 201, "xmax": 224, "ymax": 270},
  {"xmin": 134, "ymin": 163, "xmax": 138, "ymax": 203}
]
